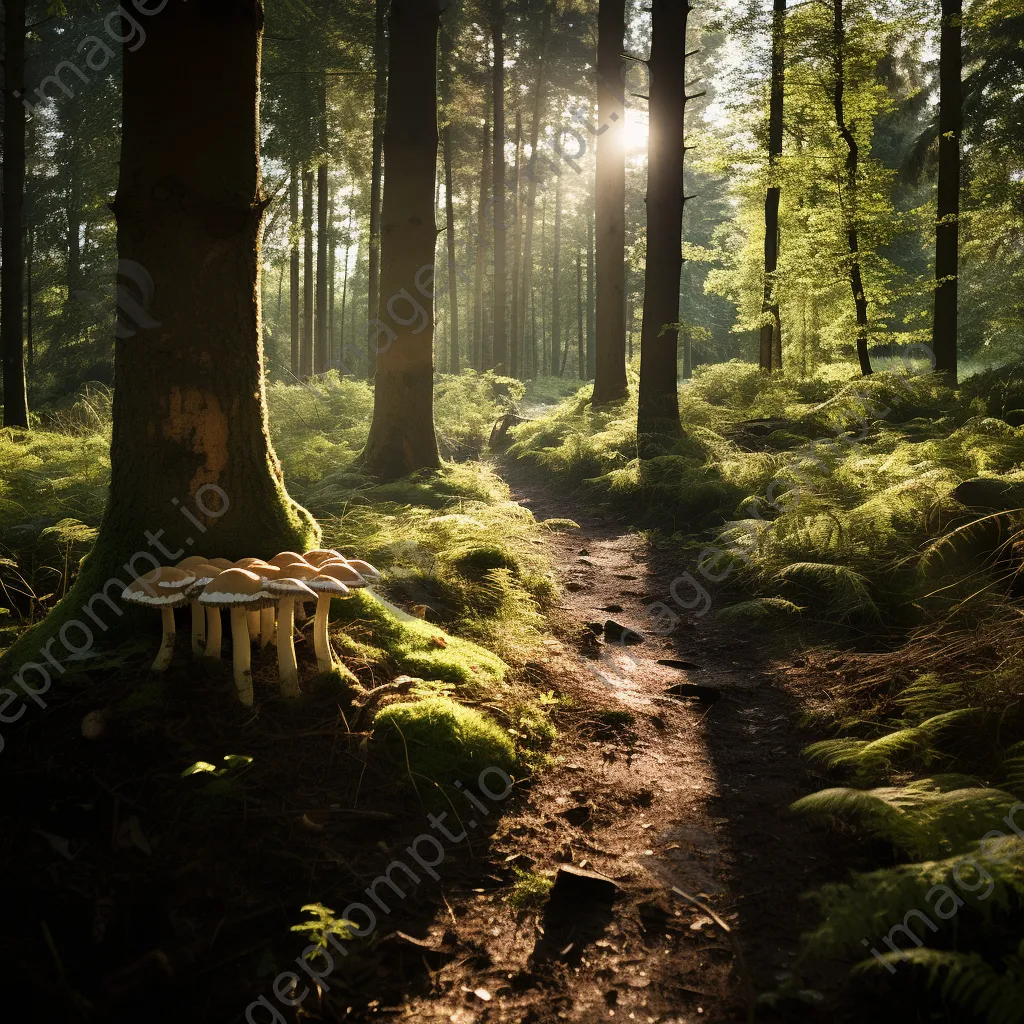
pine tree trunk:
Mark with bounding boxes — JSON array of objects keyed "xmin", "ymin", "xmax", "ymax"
[
  {"xmin": 509, "ymin": 110, "xmax": 523, "ymax": 378},
  {"xmin": 577, "ymin": 250, "xmax": 585, "ymax": 379},
  {"xmin": 0, "ymin": 0, "xmax": 319, "ymax": 668},
  {"xmin": 586, "ymin": 211, "xmax": 595, "ymax": 379},
  {"xmin": 314, "ymin": 80, "xmax": 330, "ymax": 375},
  {"xmin": 637, "ymin": 0, "xmax": 688, "ymax": 446},
  {"xmin": 443, "ymin": 118, "xmax": 461, "ymax": 374},
  {"xmin": 832, "ymin": 0, "xmax": 872, "ymax": 376},
  {"xmin": 473, "ymin": 117, "xmax": 491, "ymax": 370},
  {"xmin": 367, "ymin": 0, "xmax": 388, "ymax": 379},
  {"xmin": 302, "ymin": 168, "xmax": 315, "ymax": 377},
  {"xmin": 592, "ymin": 0, "xmax": 628, "ymax": 404},
  {"xmin": 328, "ymin": 194, "xmax": 336, "ymax": 366},
  {"xmin": 932, "ymin": 0, "xmax": 961, "ymax": 387},
  {"xmin": 540, "ymin": 197, "xmax": 547, "ymax": 375},
  {"xmin": 2, "ymin": 0, "xmax": 29, "ymax": 428},
  {"xmin": 552, "ymin": 176, "xmax": 562, "ymax": 375},
  {"xmin": 491, "ymin": 4, "xmax": 508, "ymax": 373},
  {"xmin": 289, "ymin": 159, "xmax": 300, "ymax": 377},
  {"xmin": 759, "ymin": 0, "xmax": 785, "ymax": 372},
  {"xmin": 360, "ymin": 0, "xmax": 442, "ymax": 481}
]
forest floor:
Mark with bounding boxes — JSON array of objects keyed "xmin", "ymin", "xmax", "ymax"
[{"xmin": 377, "ymin": 458, "xmax": 873, "ymax": 1024}]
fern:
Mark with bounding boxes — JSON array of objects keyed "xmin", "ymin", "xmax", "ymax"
[
  {"xmin": 716, "ymin": 597, "xmax": 804, "ymax": 621},
  {"xmin": 776, "ymin": 561, "xmax": 880, "ymax": 622}
]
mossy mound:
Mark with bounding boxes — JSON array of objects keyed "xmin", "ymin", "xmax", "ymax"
[
  {"xmin": 450, "ymin": 544, "xmax": 521, "ymax": 580},
  {"xmin": 373, "ymin": 695, "xmax": 516, "ymax": 786}
]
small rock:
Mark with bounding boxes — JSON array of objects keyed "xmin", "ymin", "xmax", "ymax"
[
  {"xmin": 599, "ymin": 603, "xmax": 624, "ymax": 613},
  {"xmin": 657, "ymin": 659, "xmax": 701, "ymax": 671},
  {"xmin": 665, "ymin": 682, "xmax": 722, "ymax": 703},
  {"xmin": 566, "ymin": 581, "xmax": 584, "ymax": 592},
  {"xmin": 81, "ymin": 710, "xmax": 106, "ymax": 740},
  {"xmin": 604, "ymin": 620, "xmax": 644, "ymax": 644},
  {"xmin": 548, "ymin": 864, "xmax": 619, "ymax": 907},
  {"xmin": 578, "ymin": 548, "xmax": 590, "ymax": 556}
]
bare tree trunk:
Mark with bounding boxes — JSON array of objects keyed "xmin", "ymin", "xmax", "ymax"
[
  {"xmin": 932, "ymin": 0, "xmax": 961, "ymax": 386},
  {"xmin": 289, "ymin": 159, "xmax": 300, "ymax": 377},
  {"xmin": 491, "ymin": 3, "xmax": 508, "ymax": 372},
  {"xmin": 340, "ymin": 209, "xmax": 351, "ymax": 369},
  {"xmin": 301, "ymin": 168, "xmax": 314, "ymax": 377},
  {"xmin": 2, "ymin": 0, "xmax": 29, "ymax": 428},
  {"xmin": 759, "ymin": 0, "xmax": 785, "ymax": 372},
  {"xmin": 552, "ymin": 175, "xmax": 562, "ymax": 375},
  {"xmin": 314, "ymin": 80, "xmax": 330, "ymax": 374},
  {"xmin": 592, "ymin": 0, "xmax": 628, "ymax": 404},
  {"xmin": 473, "ymin": 116, "xmax": 491, "ymax": 370},
  {"xmin": 577, "ymin": 249, "xmax": 585, "ymax": 379},
  {"xmin": 328, "ymin": 192, "xmax": 336, "ymax": 366},
  {"xmin": 367, "ymin": 0, "xmax": 388, "ymax": 379},
  {"xmin": 443, "ymin": 115, "xmax": 461, "ymax": 374},
  {"xmin": 509, "ymin": 109, "xmax": 523, "ymax": 378},
  {"xmin": 586, "ymin": 211, "xmax": 595, "ymax": 379},
  {"xmin": 540, "ymin": 197, "xmax": 547, "ymax": 375},
  {"xmin": 360, "ymin": 0, "xmax": 442, "ymax": 480},
  {"xmin": 832, "ymin": 0, "xmax": 871, "ymax": 376}
]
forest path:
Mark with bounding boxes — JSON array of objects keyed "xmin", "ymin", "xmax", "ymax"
[{"xmin": 397, "ymin": 459, "xmax": 846, "ymax": 1024}]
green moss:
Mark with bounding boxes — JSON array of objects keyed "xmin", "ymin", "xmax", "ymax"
[
  {"xmin": 450, "ymin": 544, "xmax": 521, "ymax": 580},
  {"xmin": 506, "ymin": 868, "xmax": 554, "ymax": 911},
  {"xmin": 373, "ymin": 695, "xmax": 516, "ymax": 786}
]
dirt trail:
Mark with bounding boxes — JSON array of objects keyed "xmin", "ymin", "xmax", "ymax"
[{"xmin": 396, "ymin": 462, "xmax": 850, "ymax": 1024}]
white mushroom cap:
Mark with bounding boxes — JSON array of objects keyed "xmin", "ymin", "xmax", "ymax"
[
  {"xmin": 198, "ymin": 568, "xmax": 273, "ymax": 608},
  {"xmin": 123, "ymin": 567, "xmax": 194, "ymax": 607},
  {"xmin": 307, "ymin": 575, "xmax": 351, "ymax": 596},
  {"xmin": 315, "ymin": 562, "xmax": 366, "ymax": 588},
  {"xmin": 344, "ymin": 558, "xmax": 381, "ymax": 581},
  {"xmin": 264, "ymin": 577, "xmax": 318, "ymax": 599}
]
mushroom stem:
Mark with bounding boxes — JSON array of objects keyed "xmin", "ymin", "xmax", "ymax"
[
  {"xmin": 313, "ymin": 595, "xmax": 335, "ymax": 673},
  {"xmin": 190, "ymin": 600, "xmax": 206, "ymax": 656},
  {"xmin": 230, "ymin": 608, "xmax": 254, "ymax": 706},
  {"xmin": 152, "ymin": 607, "xmax": 177, "ymax": 671},
  {"xmin": 247, "ymin": 609, "xmax": 260, "ymax": 642},
  {"xmin": 204, "ymin": 607, "xmax": 222, "ymax": 659},
  {"xmin": 260, "ymin": 606, "xmax": 275, "ymax": 648},
  {"xmin": 276, "ymin": 597, "xmax": 300, "ymax": 697}
]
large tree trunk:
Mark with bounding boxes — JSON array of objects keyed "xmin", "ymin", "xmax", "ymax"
[
  {"xmin": 932, "ymin": 0, "xmax": 961, "ymax": 387},
  {"xmin": 301, "ymin": 168, "xmax": 314, "ymax": 377},
  {"xmin": 367, "ymin": 0, "xmax": 388, "ymax": 379},
  {"xmin": 592, "ymin": 0, "xmax": 628, "ymax": 404},
  {"xmin": 289, "ymin": 159, "xmax": 300, "ymax": 377},
  {"xmin": 315, "ymin": 79, "xmax": 330, "ymax": 375},
  {"xmin": 518, "ymin": 8, "xmax": 550, "ymax": 381},
  {"xmin": 759, "ymin": 0, "xmax": 785, "ymax": 372},
  {"xmin": 509, "ymin": 110, "xmax": 523, "ymax": 378},
  {"xmin": 490, "ymin": 4, "xmax": 508, "ymax": 373},
  {"xmin": 473, "ymin": 117, "xmax": 491, "ymax": 370},
  {"xmin": 637, "ymin": 0, "xmax": 687, "ymax": 445},
  {"xmin": 2, "ymin": 0, "xmax": 29, "ymax": 428},
  {"xmin": 552, "ymin": 175, "xmax": 562, "ymax": 375},
  {"xmin": 1, "ymin": 0, "xmax": 318, "ymax": 669},
  {"xmin": 832, "ymin": 0, "xmax": 872, "ymax": 376},
  {"xmin": 360, "ymin": 0, "xmax": 442, "ymax": 480},
  {"xmin": 586, "ymin": 211, "xmax": 595, "ymax": 379}
]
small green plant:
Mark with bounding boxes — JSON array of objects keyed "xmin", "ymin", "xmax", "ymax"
[
  {"xmin": 505, "ymin": 869, "xmax": 553, "ymax": 912},
  {"xmin": 290, "ymin": 903, "xmax": 356, "ymax": 950}
]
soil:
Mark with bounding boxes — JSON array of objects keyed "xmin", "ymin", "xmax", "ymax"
[{"xmin": 0, "ymin": 460, "xmax": 889, "ymax": 1024}]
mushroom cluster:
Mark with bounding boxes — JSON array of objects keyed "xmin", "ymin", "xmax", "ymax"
[{"xmin": 121, "ymin": 549, "xmax": 380, "ymax": 706}]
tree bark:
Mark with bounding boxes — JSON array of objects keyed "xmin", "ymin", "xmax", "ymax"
[
  {"xmin": 759, "ymin": 0, "xmax": 785, "ymax": 372},
  {"xmin": 0, "ymin": 0, "xmax": 319, "ymax": 668},
  {"xmin": 289, "ymin": 159, "xmax": 300, "ymax": 377},
  {"xmin": 518, "ymin": 8, "xmax": 550, "ymax": 381},
  {"xmin": 360, "ymin": 0, "xmax": 442, "ymax": 481},
  {"xmin": 328, "ymin": 192, "xmax": 336, "ymax": 366},
  {"xmin": 301, "ymin": 167, "xmax": 314, "ymax": 377},
  {"xmin": 832, "ymin": 0, "xmax": 872, "ymax": 376},
  {"xmin": 443, "ymin": 113, "xmax": 461, "ymax": 374},
  {"xmin": 637, "ymin": 0, "xmax": 688, "ymax": 445},
  {"xmin": 932, "ymin": 0, "xmax": 961, "ymax": 387},
  {"xmin": 540, "ymin": 197, "xmax": 547, "ymax": 375},
  {"xmin": 2, "ymin": 0, "xmax": 29, "ymax": 428},
  {"xmin": 473, "ymin": 117, "xmax": 491, "ymax": 370},
  {"xmin": 586, "ymin": 211, "xmax": 595, "ymax": 379},
  {"xmin": 552, "ymin": 175, "xmax": 562, "ymax": 375},
  {"xmin": 577, "ymin": 250, "xmax": 585, "ymax": 379},
  {"xmin": 592, "ymin": 0, "xmax": 629, "ymax": 404},
  {"xmin": 491, "ymin": 4, "xmax": 508, "ymax": 373},
  {"xmin": 509, "ymin": 109, "xmax": 523, "ymax": 378},
  {"xmin": 367, "ymin": 0, "xmax": 388, "ymax": 379},
  {"xmin": 314, "ymin": 79, "xmax": 330, "ymax": 375}
]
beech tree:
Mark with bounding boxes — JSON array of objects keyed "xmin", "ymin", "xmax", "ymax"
[{"xmin": 359, "ymin": 0, "xmax": 442, "ymax": 480}]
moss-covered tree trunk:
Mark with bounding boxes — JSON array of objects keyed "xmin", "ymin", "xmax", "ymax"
[
  {"xmin": 592, "ymin": 0, "xmax": 629, "ymax": 405},
  {"xmin": 359, "ymin": 0, "xmax": 442, "ymax": 481},
  {"xmin": 1, "ymin": 0, "xmax": 317, "ymax": 669},
  {"xmin": 637, "ymin": 0, "xmax": 687, "ymax": 447}
]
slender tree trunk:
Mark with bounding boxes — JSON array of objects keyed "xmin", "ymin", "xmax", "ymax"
[
  {"xmin": 637, "ymin": 0, "xmax": 689, "ymax": 444},
  {"xmin": 491, "ymin": 4, "xmax": 508, "ymax": 372},
  {"xmin": 301, "ymin": 168, "xmax": 314, "ymax": 377},
  {"xmin": 759, "ymin": 0, "xmax": 785, "ymax": 372},
  {"xmin": 552, "ymin": 176, "xmax": 562, "ymax": 375},
  {"xmin": 2, "ymin": 0, "xmax": 29, "ymax": 428},
  {"xmin": 540, "ymin": 197, "xmax": 547, "ymax": 375},
  {"xmin": 682, "ymin": 323, "xmax": 692, "ymax": 379},
  {"xmin": 367, "ymin": 0, "xmax": 388, "ymax": 379},
  {"xmin": 586, "ymin": 211, "xmax": 595, "ymax": 379},
  {"xmin": 289, "ymin": 160, "xmax": 300, "ymax": 377},
  {"xmin": 832, "ymin": 0, "xmax": 872, "ymax": 375},
  {"xmin": 340, "ymin": 224, "xmax": 351, "ymax": 371},
  {"xmin": 592, "ymin": 0, "xmax": 628, "ymax": 404},
  {"xmin": 519, "ymin": 9, "xmax": 550, "ymax": 381},
  {"xmin": 473, "ymin": 117, "xmax": 491, "ymax": 369},
  {"xmin": 328, "ymin": 193, "xmax": 336, "ymax": 366},
  {"xmin": 441, "ymin": 15, "xmax": 461, "ymax": 375},
  {"xmin": 0, "ymin": 0, "xmax": 319, "ymax": 668},
  {"xmin": 509, "ymin": 109, "xmax": 524, "ymax": 378},
  {"xmin": 932, "ymin": 0, "xmax": 961, "ymax": 387},
  {"xmin": 26, "ymin": 223, "xmax": 34, "ymax": 375},
  {"xmin": 577, "ymin": 250, "xmax": 585, "ymax": 379},
  {"xmin": 360, "ymin": 0, "xmax": 442, "ymax": 480},
  {"xmin": 314, "ymin": 81, "xmax": 330, "ymax": 374}
]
